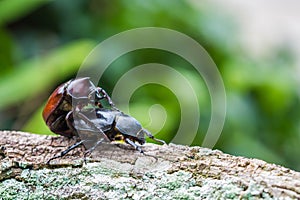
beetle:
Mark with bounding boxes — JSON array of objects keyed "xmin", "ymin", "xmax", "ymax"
[
  {"xmin": 73, "ymin": 108, "xmax": 166, "ymax": 154},
  {"xmin": 42, "ymin": 77, "xmax": 115, "ymax": 138},
  {"xmin": 43, "ymin": 77, "xmax": 165, "ymax": 163}
]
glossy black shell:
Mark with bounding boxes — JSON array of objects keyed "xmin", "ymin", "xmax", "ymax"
[{"xmin": 72, "ymin": 108, "xmax": 145, "ymax": 145}]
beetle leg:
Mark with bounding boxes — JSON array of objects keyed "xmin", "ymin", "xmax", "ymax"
[
  {"xmin": 65, "ymin": 111, "xmax": 79, "ymax": 137},
  {"xmin": 73, "ymin": 111, "xmax": 111, "ymax": 142},
  {"xmin": 95, "ymin": 87, "xmax": 117, "ymax": 109},
  {"xmin": 143, "ymin": 129, "xmax": 167, "ymax": 145},
  {"xmin": 46, "ymin": 140, "xmax": 85, "ymax": 164},
  {"xmin": 83, "ymin": 138, "xmax": 105, "ymax": 163},
  {"xmin": 125, "ymin": 138, "xmax": 144, "ymax": 153}
]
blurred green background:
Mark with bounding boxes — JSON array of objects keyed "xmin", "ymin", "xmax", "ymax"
[{"xmin": 0, "ymin": 0, "xmax": 299, "ymax": 171}]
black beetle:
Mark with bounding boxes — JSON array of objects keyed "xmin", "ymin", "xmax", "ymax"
[{"xmin": 73, "ymin": 108, "xmax": 166, "ymax": 153}]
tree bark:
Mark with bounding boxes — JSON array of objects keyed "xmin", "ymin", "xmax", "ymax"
[{"xmin": 0, "ymin": 131, "xmax": 299, "ymax": 199}]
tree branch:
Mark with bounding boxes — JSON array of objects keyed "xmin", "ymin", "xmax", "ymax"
[{"xmin": 0, "ymin": 131, "xmax": 299, "ymax": 199}]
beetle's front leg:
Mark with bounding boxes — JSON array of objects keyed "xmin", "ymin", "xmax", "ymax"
[
  {"xmin": 125, "ymin": 138, "xmax": 144, "ymax": 153},
  {"xmin": 94, "ymin": 87, "xmax": 117, "ymax": 109}
]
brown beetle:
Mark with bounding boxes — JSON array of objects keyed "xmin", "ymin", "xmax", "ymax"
[{"xmin": 43, "ymin": 77, "xmax": 114, "ymax": 137}]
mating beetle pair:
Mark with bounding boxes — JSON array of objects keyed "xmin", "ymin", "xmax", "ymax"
[{"xmin": 43, "ymin": 77, "xmax": 165, "ymax": 162}]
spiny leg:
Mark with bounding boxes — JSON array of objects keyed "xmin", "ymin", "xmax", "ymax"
[
  {"xmin": 124, "ymin": 138, "xmax": 159, "ymax": 161},
  {"xmin": 143, "ymin": 129, "xmax": 166, "ymax": 145},
  {"xmin": 95, "ymin": 87, "xmax": 117, "ymax": 109},
  {"xmin": 47, "ymin": 140, "xmax": 85, "ymax": 164},
  {"xmin": 46, "ymin": 111, "xmax": 86, "ymax": 164},
  {"xmin": 84, "ymin": 138, "xmax": 105, "ymax": 157}
]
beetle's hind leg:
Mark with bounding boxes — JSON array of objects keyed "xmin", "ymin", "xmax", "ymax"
[
  {"xmin": 46, "ymin": 140, "xmax": 85, "ymax": 164},
  {"xmin": 143, "ymin": 129, "xmax": 166, "ymax": 145}
]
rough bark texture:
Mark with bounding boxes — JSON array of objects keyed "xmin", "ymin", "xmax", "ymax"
[{"xmin": 0, "ymin": 131, "xmax": 299, "ymax": 199}]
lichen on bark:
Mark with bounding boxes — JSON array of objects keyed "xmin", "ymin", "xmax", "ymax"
[{"xmin": 0, "ymin": 131, "xmax": 299, "ymax": 199}]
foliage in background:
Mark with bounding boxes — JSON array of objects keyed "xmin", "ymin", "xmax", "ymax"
[{"xmin": 0, "ymin": 0, "xmax": 299, "ymax": 171}]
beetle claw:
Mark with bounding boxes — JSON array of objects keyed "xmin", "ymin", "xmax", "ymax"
[{"xmin": 125, "ymin": 138, "xmax": 143, "ymax": 153}]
